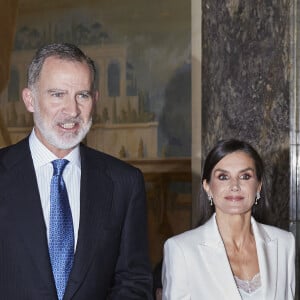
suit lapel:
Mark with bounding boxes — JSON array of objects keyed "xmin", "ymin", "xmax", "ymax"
[
  {"xmin": 3, "ymin": 139, "xmax": 56, "ymax": 294},
  {"xmin": 197, "ymin": 216, "xmax": 242, "ymax": 300},
  {"xmin": 252, "ymin": 219, "xmax": 278, "ymax": 300},
  {"xmin": 65, "ymin": 145, "xmax": 113, "ymax": 299},
  {"xmin": 197, "ymin": 216, "xmax": 278, "ymax": 300}
]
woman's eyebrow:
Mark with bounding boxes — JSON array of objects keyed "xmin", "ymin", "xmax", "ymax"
[
  {"xmin": 213, "ymin": 168, "xmax": 228, "ymax": 173},
  {"xmin": 213, "ymin": 167, "xmax": 255, "ymax": 173}
]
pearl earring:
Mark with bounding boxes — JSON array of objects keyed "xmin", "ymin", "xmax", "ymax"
[{"xmin": 255, "ymin": 191, "xmax": 261, "ymax": 205}]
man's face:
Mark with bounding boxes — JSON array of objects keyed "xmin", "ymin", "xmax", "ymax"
[{"xmin": 23, "ymin": 56, "xmax": 97, "ymax": 157}]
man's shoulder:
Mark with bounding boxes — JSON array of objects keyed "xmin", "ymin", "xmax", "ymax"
[
  {"xmin": 0, "ymin": 138, "xmax": 29, "ymax": 163},
  {"xmin": 0, "ymin": 139, "xmax": 31, "ymax": 182}
]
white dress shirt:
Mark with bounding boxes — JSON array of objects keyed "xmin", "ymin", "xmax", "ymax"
[{"xmin": 29, "ymin": 129, "xmax": 81, "ymax": 249}]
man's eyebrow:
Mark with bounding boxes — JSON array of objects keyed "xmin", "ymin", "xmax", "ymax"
[
  {"xmin": 47, "ymin": 89, "xmax": 67, "ymax": 93},
  {"xmin": 78, "ymin": 90, "xmax": 92, "ymax": 95}
]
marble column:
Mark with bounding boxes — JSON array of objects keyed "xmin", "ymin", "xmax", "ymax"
[
  {"xmin": 291, "ymin": 1, "xmax": 300, "ymax": 297},
  {"xmin": 199, "ymin": 0, "xmax": 298, "ymax": 297},
  {"xmin": 201, "ymin": 0, "xmax": 292, "ymax": 226}
]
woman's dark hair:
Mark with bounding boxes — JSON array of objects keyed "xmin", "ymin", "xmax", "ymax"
[{"xmin": 198, "ymin": 139, "xmax": 272, "ymax": 225}]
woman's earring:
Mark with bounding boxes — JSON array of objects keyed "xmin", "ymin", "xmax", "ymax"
[
  {"xmin": 255, "ymin": 191, "xmax": 261, "ymax": 205},
  {"xmin": 208, "ymin": 195, "xmax": 213, "ymax": 206}
]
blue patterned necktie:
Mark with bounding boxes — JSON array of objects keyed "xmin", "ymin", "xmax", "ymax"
[{"xmin": 49, "ymin": 159, "xmax": 74, "ymax": 300}]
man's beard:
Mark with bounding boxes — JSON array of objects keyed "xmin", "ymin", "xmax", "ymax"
[{"xmin": 33, "ymin": 102, "xmax": 92, "ymax": 150}]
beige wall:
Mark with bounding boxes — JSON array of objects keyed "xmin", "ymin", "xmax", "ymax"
[{"xmin": 87, "ymin": 122, "xmax": 158, "ymax": 159}]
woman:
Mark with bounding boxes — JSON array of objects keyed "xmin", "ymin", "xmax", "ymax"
[{"xmin": 162, "ymin": 139, "xmax": 295, "ymax": 299}]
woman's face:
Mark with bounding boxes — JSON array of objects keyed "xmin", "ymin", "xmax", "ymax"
[{"xmin": 203, "ymin": 151, "xmax": 262, "ymax": 217}]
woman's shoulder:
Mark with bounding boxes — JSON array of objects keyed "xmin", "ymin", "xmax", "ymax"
[{"xmin": 254, "ymin": 220, "xmax": 295, "ymax": 242}]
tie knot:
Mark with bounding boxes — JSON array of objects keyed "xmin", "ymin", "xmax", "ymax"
[{"xmin": 52, "ymin": 159, "xmax": 69, "ymax": 176}]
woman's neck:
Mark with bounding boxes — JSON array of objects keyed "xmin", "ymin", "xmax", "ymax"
[{"xmin": 215, "ymin": 212, "xmax": 254, "ymax": 251}]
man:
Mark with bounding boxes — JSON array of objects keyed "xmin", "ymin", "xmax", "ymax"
[
  {"xmin": 153, "ymin": 260, "xmax": 163, "ymax": 300},
  {"xmin": 0, "ymin": 43, "xmax": 153, "ymax": 299}
]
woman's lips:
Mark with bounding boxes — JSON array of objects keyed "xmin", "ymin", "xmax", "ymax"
[{"xmin": 224, "ymin": 196, "xmax": 244, "ymax": 202}]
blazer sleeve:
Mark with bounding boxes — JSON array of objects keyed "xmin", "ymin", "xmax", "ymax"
[
  {"xmin": 162, "ymin": 238, "xmax": 191, "ymax": 300},
  {"xmin": 287, "ymin": 232, "xmax": 295, "ymax": 299},
  {"xmin": 108, "ymin": 168, "xmax": 153, "ymax": 300}
]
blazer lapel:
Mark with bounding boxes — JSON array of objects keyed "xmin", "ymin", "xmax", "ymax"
[
  {"xmin": 196, "ymin": 216, "xmax": 278, "ymax": 300},
  {"xmin": 3, "ymin": 139, "xmax": 56, "ymax": 295},
  {"xmin": 64, "ymin": 145, "xmax": 114, "ymax": 299},
  {"xmin": 198, "ymin": 216, "xmax": 242, "ymax": 300},
  {"xmin": 252, "ymin": 219, "xmax": 278, "ymax": 300}
]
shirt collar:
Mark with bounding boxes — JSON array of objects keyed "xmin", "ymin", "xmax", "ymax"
[{"xmin": 29, "ymin": 128, "xmax": 81, "ymax": 170}]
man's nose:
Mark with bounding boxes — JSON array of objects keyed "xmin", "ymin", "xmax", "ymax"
[{"xmin": 64, "ymin": 97, "xmax": 80, "ymax": 117}]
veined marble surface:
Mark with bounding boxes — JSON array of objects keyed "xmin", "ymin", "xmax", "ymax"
[{"xmin": 201, "ymin": 0, "xmax": 292, "ymax": 229}]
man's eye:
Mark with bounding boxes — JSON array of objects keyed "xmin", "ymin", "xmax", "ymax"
[
  {"xmin": 218, "ymin": 174, "xmax": 228, "ymax": 180},
  {"xmin": 51, "ymin": 92, "xmax": 64, "ymax": 98},
  {"xmin": 77, "ymin": 93, "xmax": 91, "ymax": 101}
]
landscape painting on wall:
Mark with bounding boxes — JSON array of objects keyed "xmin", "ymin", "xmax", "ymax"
[{"xmin": 1, "ymin": 0, "xmax": 191, "ymax": 160}]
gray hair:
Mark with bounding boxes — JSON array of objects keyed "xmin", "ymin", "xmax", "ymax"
[{"xmin": 27, "ymin": 43, "xmax": 97, "ymax": 90}]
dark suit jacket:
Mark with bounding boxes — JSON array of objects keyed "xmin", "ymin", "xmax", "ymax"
[{"xmin": 0, "ymin": 137, "xmax": 153, "ymax": 300}]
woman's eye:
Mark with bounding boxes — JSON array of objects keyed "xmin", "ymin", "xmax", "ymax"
[
  {"xmin": 218, "ymin": 174, "xmax": 228, "ymax": 180},
  {"xmin": 240, "ymin": 173, "xmax": 251, "ymax": 180}
]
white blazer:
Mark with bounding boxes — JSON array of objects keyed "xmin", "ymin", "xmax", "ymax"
[{"xmin": 162, "ymin": 214, "xmax": 295, "ymax": 300}]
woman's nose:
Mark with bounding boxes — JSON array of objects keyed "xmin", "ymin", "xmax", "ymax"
[{"xmin": 230, "ymin": 178, "xmax": 240, "ymax": 191}]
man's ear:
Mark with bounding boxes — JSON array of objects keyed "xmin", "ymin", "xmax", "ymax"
[
  {"xmin": 94, "ymin": 90, "xmax": 99, "ymax": 103},
  {"xmin": 22, "ymin": 88, "xmax": 35, "ymax": 113}
]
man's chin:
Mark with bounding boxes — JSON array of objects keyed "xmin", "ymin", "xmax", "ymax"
[
  {"xmin": 46, "ymin": 133, "xmax": 84, "ymax": 150},
  {"xmin": 55, "ymin": 137, "xmax": 83, "ymax": 150},
  {"xmin": 37, "ymin": 123, "xmax": 91, "ymax": 151}
]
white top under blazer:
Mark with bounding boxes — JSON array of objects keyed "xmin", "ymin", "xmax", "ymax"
[{"xmin": 162, "ymin": 214, "xmax": 295, "ymax": 300}]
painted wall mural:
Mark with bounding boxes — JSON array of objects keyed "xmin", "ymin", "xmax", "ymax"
[{"xmin": 0, "ymin": 0, "xmax": 191, "ymax": 159}]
